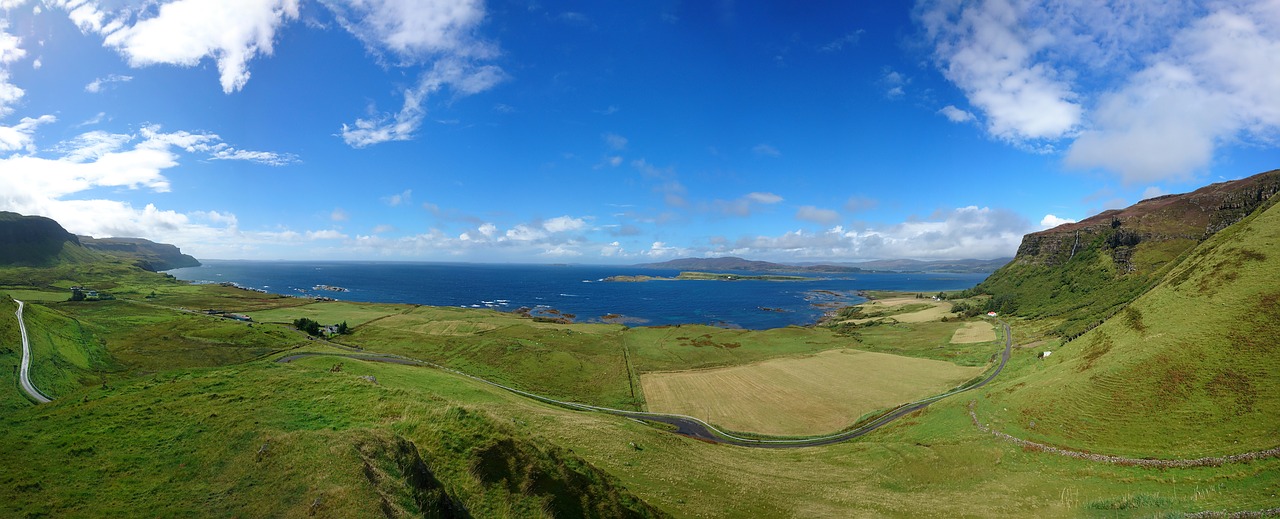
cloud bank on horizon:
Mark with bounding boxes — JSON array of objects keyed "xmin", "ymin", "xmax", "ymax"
[{"xmin": 0, "ymin": 0, "xmax": 1276, "ymax": 262}]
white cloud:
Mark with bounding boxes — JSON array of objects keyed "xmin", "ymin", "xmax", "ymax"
[
  {"xmin": 918, "ymin": 0, "xmax": 1082, "ymax": 143},
  {"xmin": 844, "ymin": 195, "xmax": 878, "ymax": 213},
  {"xmin": 207, "ymin": 145, "xmax": 298, "ymax": 166},
  {"xmin": 543, "ymin": 215, "xmax": 586, "ymax": 233},
  {"xmin": 52, "ymin": 0, "xmax": 300, "ymax": 94},
  {"xmin": 711, "ymin": 192, "xmax": 783, "ymax": 217},
  {"xmin": 938, "ymin": 105, "xmax": 975, "ymax": 123},
  {"xmin": 371, "ymin": 224, "xmax": 395, "ymax": 234},
  {"xmin": 340, "ymin": 57, "xmax": 507, "ymax": 147},
  {"xmin": 721, "ymin": 206, "xmax": 1028, "ymax": 260},
  {"xmin": 0, "ymin": 20, "xmax": 27, "ymax": 116},
  {"xmin": 1065, "ymin": 2, "xmax": 1280, "ymax": 183},
  {"xmin": 752, "ymin": 143, "xmax": 781, "ymax": 157},
  {"xmin": 330, "ymin": 208, "xmax": 349, "ymax": 221},
  {"xmin": 603, "ymin": 132, "xmax": 627, "ymax": 150},
  {"xmin": 796, "ymin": 205, "xmax": 840, "ymax": 225},
  {"xmin": 919, "ymin": 0, "xmax": 1280, "ymax": 182},
  {"xmin": 84, "ymin": 74, "xmax": 132, "ymax": 93},
  {"xmin": 745, "ymin": 192, "xmax": 783, "ymax": 204},
  {"xmin": 383, "ymin": 189, "xmax": 412, "ymax": 206},
  {"xmin": 306, "ymin": 229, "xmax": 348, "ymax": 240},
  {"xmin": 1039, "ymin": 214, "xmax": 1075, "ymax": 229},
  {"xmin": 0, "ymin": 114, "xmax": 55, "ymax": 153},
  {"xmin": 0, "ymin": 124, "xmax": 306, "ymax": 254},
  {"xmin": 320, "ymin": 0, "xmax": 493, "ymax": 61},
  {"xmin": 1141, "ymin": 186, "xmax": 1166, "ymax": 200}
]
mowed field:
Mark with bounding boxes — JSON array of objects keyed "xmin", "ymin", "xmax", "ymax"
[
  {"xmin": 950, "ymin": 321, "xmax": 996, "ymax": 343},
  {"xmin": 641, "ymin": 349, "xmax": 984, "ymax": 436},
  {"xmin": 842, "ymin": 297, "xmax": 957, "ymax": 324}
]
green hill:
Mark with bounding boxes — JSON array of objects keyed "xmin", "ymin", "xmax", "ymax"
[
  {"xmin": 79, "ymin": 236, "xmax": 201, "ymax": 271},
  {"xmin": 977, "ymin": 192, "xmax": 1280, "ymax": 457},
  {"xmin": 978, "ymin": 168, "xmax": 1280, "ymax": 337},
  {"xmin": 0, "ymin": 212, "xmax": 100, "ymax": 267},
  {"xmin": 0, "ymin": 212, "xmax": 199, "ymax": 273}
]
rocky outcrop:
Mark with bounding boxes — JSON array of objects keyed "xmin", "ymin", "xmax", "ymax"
[{"xmin": 1011, "ymin": 169, "xmax": 1280, "ymax": 271}]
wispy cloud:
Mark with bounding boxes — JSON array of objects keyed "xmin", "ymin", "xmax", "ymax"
[
  {"xmin": 938, "ymin": 105, "xmax": 975, "ymax": 123},
  {"xmin": 340, "ymin": 57, "xmax": 507, "ymax": 147},
  {"xmin": 84, "ymin": 74, "xmax": 132, "ymax": 93},
  {"xmin": 819, "ymin": 30, "xmax": 864, "ymax": 53},
  {"xmin": 796, "ymin": 205, "xmax": 840, "ymax": 225},
  {"xmin": 752, "ymin": 143, "xmax": 781, "ymax": 157},
  {"xmin": 709, "ymin": 192, "xmax": 783, "ymax": 217},
  {"xmin": 603, "ymin": 132, "xmax": 628, "ymax": 150},
  {"xmin": 382, "ymin": 189, "xmax": 412, "ymax": 206}
]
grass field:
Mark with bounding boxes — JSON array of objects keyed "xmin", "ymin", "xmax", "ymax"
[
  {"xmin": 839, "ymin": 297, "xmax": 958, "ymax": 324},
  {"xmin": 5, "ymin": 350, "xmax": 1277, "ymax": 518},
  {"xmin": 950, "ymin": 321, "xmax": 996, "ymax": 344},
  {"xmin": 641, "ymin": 349, "xmax": 984, "ymax": 435},
  {"xmin": 247, "ymin": 300, "xmax": 411, "ymax": 328}
]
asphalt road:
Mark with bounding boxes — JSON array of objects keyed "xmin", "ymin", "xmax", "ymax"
[
  {"xmin": 14, "ymin": 300, "xmax": 52, "ymax": 404},
  {"xmin": 279, "ymin": 320, "xmax": 1014, "ymax": 448}
]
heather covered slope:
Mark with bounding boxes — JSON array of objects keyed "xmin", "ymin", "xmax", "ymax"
[
  {"xmin": 977, "ymin": 169, "xmax": 1280, "ymax": 337},
  {"xmin": 976, "ymin": 194, "xmax": 1280, "ymax": 458}
]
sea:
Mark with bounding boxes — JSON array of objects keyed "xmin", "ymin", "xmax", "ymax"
[{"xmin": 167, "ymin": 260, "xmax": 991, "ymax": 330}]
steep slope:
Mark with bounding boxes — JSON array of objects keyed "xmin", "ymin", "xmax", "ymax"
[
  {"xmin": 979, "ymin": 168, "xmax": 1280, "ymax": 336},
  {"xmin": 978, "ymin": 194, "xmax": 1280, "ymax": 457},
  {"xmin": 79, "ymin": 236, "xmax": 201, "ymax": 271},
  {"xmin": 0, "ymin": 212, "xmax": 99, "ymax": 266}
]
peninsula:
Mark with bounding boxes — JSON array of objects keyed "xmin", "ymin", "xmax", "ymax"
[{"xmin": 603, "ymin": 271, "xmax": 812, "ymax": 282}]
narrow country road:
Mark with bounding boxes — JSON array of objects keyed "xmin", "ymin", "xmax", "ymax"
[
  {"xmin": 279, "ymin": 321, "xmax": 1015, "ymax": 448},
  {"xmin": 14, "ymin": 300, "xmax": 52, "ymax": 404}
]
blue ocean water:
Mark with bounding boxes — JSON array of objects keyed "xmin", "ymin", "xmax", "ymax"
[{"xmin": 168, "ymin": 260, "xmax": 990, "ymax": 330}]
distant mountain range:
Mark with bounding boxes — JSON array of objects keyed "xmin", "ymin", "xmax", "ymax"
[{"xmin": 634, "ymin": 256, "xmax": 1012, "ymax": 274}]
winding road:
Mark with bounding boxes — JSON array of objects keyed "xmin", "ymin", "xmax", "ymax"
[
  {"xmin": 280, "ymin": 321, "xmax": 1014, "ymax": 448},
  {"xmin": 14, "ymin": 300, "xmax": 52, "ymax": 404}
]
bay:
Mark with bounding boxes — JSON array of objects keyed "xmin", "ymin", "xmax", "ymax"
[{"xmin": 168, "ymin": 260, "xmax": 990, "ymax": 330}]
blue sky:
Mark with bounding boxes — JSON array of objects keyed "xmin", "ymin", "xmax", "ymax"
[{"xmin": 0, "ymin": 0, "xmax": 1277, "ymax": 263}]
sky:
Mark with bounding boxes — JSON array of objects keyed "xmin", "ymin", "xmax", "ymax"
[{"xmin": 0, "ymin": 0, "xmax": 1277, "ymax": 264}]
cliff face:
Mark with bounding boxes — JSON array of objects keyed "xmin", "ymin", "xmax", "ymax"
[
  {"xmin": 980, "ymin": 168, "xmax": 1280, "ymax": 337},
  {"xmin": 0, "ymin": 212, "xmax": 82, "ymax": 266},
  {"xmin": 0, "ymin": 211, "xmax": 200, "ymax": 271},
  {"xmin": 79, "ymin": 237, "xmax": 201, "ymax": 271},
  {"xmin": 1011, "ymin": 169, "xmax": 1280, "ymax": 273}
]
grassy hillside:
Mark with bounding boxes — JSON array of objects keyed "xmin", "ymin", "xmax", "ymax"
[
  {"xmin": 978, "ymin": 195, "xmax": 1280, "ymax": 457},
  {"xmin": 3, "ymin": 348, "xmax": 1277, "ymax": 517},
  {"xmin": 0, "ymin": 358, "xmax": 666, "ymax": 518},
  {"xmin": 979, "ymin": 169, "xmax": 1280, "ymax": 337}
]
